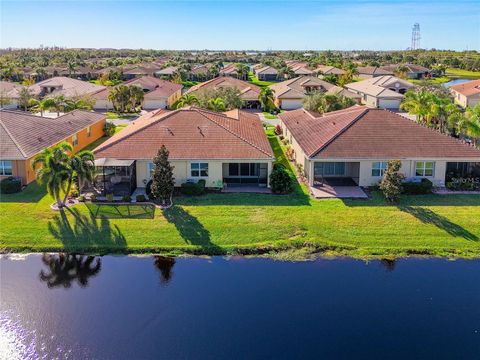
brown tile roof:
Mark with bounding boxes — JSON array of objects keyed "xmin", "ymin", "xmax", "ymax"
[
  {"xmin": 450, "ymin": 79, "xmax": 480, "ymax": 97},
  {"xmin": 29, "ymin": 77, "xmax": 105, "ymax": 98},
  {"xmin": 255, "ymin": 66, "xmax": 278, "ymax": 75},
  {"xmin": 0, "ymin": 110, "xmax": 106, "ymax": 160},
  {"xmin": 357, "ymin": 66, "xmax": 394, "ymax": 76},
  {"xmin": 187, "ymin": 77, "xmax": 261, "ymax": 101},
  {"xmin": 279, "ymin": 106, "xmax": 480, "ymax": 159},
  {"xmin": 381, "ymin": 63, "xmax": 431, "ymax": 73},
  {"xmin": 94, "ymin": 107, "xmax": 274, "ymax": 160},
  {"xmin": 0, "ymin": 81, "xmax": 22, "ymax": 99},
  {"xmin": 345, "ymin": 75, "xmax": 413, "ymax": 98},
  {"xmin": 315, "ymin": 65, "xmax": 346, "ymax": 76},
  {"xmin": 219, "ymin": 64, "xmax": 238, "ymax": 75}
]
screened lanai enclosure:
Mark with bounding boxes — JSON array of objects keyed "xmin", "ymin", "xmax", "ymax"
[
  {"xmin": 222, "ymin": 163, "xmax": 269, "ymax": 187},
  {"xmin": 94, "ymin": 158, "xmax": 137, "ymax": 196},
  {"xmin": 313, "ymin": 162, "xmax": 360, "ymax": 186}
]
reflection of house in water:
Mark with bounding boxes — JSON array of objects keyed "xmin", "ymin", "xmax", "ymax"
[
  {"xmin": 39, "ymin": 253, "xmax": 102, "ymax": 288},
  {"xmin": 154, "ymin": 256, "xmax": 176, "ymax": 285}
]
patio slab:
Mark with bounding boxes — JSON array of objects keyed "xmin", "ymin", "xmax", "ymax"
[
  {"xmin": 222, "ymin": 186, "xmax": 272, "ymax": 194},
  {"xmin": 310, "ymin": 185, "xmax": 368, "ymax": 199}
]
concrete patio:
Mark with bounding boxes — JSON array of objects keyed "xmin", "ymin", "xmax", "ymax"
[
  {"xmin": 222, "ymin": 186, "xmax": 272, "ymax": 194},
  {"xmin": 310, "ymin": 185, "xmax": 368, "ymax": 199}
]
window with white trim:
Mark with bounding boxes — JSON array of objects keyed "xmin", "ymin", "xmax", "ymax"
[
  {"xmin": 191, "ymin": 162, "xmax": 208, "ymax": 177},
  {"xmin": 372, "ymin": 162, "xmax": 388, "ymax": 177},
  {"xmin": 86, "ymin": 126, "xmax": 91, "ymax": 137},
  {"xmin": 72, "ymin": 133, "xmax": 78, "ymax": 146},
  {"xmin": 148, "ymin": 162, "xmax": 155, "ymax": 176},
  {"xmin": 0, "ymin": 160, "xmax": 12, "ymax": 175},
  {"xmin": 415, "ymin": 161, "xmax": 435, "ymax": 177}
]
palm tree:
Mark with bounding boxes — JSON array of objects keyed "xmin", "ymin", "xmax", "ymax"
[
  {"xmin": 395, "ymin": 65, "xmax": 410, "ymax": 79},
  {"xmin": 207, "ymin": 97, "xmax": 226, "ymax": 112},
  {"xmin": 32, "ymin": 142, "xmax": 72, "ymax": 209},
  {"xmin": 400, "ymin": 90, "xmax": 433, "ymax": 126},
  {"xmin": 465, "ymin": 104, "xmax": 480, "ymax": 147},
  {"xmin": 128, "ymin": 85, "xmax": 145, "ymax": 112},
  {"xmin": 259, "ymin": 87, "xmax": 276, "ymax": 112},
  {"xmin": 28, "ymin": 97, "xmax": 55, "ymax": 116},
  {"xmin": 235, "ymin": 64, "xmax": 249, "ymax": 80},
  {"xmin": 18, "ymin": 86, "xmax": 34, "ymax": 111},
  {"xmin": 62, "ymin": 149, "xmax": 95, "ymax": 204},
  {"xmin": 64, "ymin": 97, "xmax": 94, "ymax": 112},
  {"xmin": 68, "ymin": 61, "xmax": 77, "ymax": 77},
  {"xmin": 50, "ymin": 95, "xmax": 66, "ymax": 116},
  {"xmin": 175, "ymin": 93, "xmax": 199, "ymax": 109}
]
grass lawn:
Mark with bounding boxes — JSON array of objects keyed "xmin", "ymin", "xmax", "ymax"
[
  {"xmin": 248, "ymin": 72, "xmax": 275, "ymax": 88},
  {"xmin": 1, "ymin": 133, "xmax": 479, "ymax": 258},
  {"xmin": 445, "ymin": 68, "xmax": 480, "ymax": 79},
  {"xmin": 262, "ymin": 112, "xmax": 278, "ymax": 119}
]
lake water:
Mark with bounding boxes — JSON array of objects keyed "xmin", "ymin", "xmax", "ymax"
[
  {"xmin": 1, "ymin": 254, "xmax": 480, "ymax": 359},
  {"xmin": 443, "ymin": 78, "xmax": 472, "ymax": 88}
]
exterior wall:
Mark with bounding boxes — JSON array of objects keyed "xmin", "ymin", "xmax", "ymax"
[
  {"xmin": 93, "ymin": 99, "xmax": 112, "ymax": 111},
  {"xmin": 378, "ymin": 98, "xmax": 402, "ymax": 109},
  {"xmin": 167, "ymin": 89, "xmax": 182, "ymax": 108},
  {"xmin": 451, "ymin": 91, "xmax": 480, "ymax": 108},
  {"xmin": 136, "ymin": 159, "xmax": 273, "ymax": 188},
  {"xmin": 143, "ymin": 98, "xmax": 167, "ymax": 110},
  {"xmin": 279, "ymin": 98, "xmax": 304, "ymax": 110}
]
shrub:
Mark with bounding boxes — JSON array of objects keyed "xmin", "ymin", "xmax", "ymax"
[
  {"xmin": 90, "ymin": 194, "xmax": 97, "ymax": 202},
  {"xmin": 180, "ymin": 179, "xmax": 206, "ymax": 196},
  {"xmin": 106, "ymin": 193, "xmax": 114, "ymax": 202},
  {"xmin": 136, "ymin": 194, "xmax": 146, "ymax": 202},
  {"xmin": 270, "ymin": 163, "xmax": 293, "ymax": 194},
  {"xmin": 402, "ymin": 178, "xmax": 433, "ymax": 195},
  {"xmin": 274, "ymin": 124, "xmax": 282, "ymax": 135},
  {"xmin": 379, "ymin": 160, "xmax": 405, "ymax": 203},
  {"xmin": 282, "ymin": 138, "xmax": 289, "ymax": 145},
  {"xmin": 0, "ymin": 177, "xmax": 22, "ymax": 194},
  {"xmin": 104, "ymin": 122, "xmax": 116, "ymax": 137},
  {"xmin": 69, "ymin": 183, "xmax": 79, "ymax": 197},
  {"xmin": 77, "ymin": 195, "xmax": 85, "ymax": 202},
  {"xmin": 122, "ymin": 195, "xmax": 132, "ymax": 202},
  {"xmin": 285, "ymin": 146, "xmax": 295, "ymax": 160}
]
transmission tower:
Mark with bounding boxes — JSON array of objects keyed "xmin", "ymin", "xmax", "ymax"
[{"xmin": 411, "ymin": 23, "xmax": 421, "ymax": 50}]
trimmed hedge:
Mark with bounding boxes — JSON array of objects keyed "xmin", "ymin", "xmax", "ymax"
[
  {"xmin": 0, "ymin": 177, "xmax": 22, "ymax": 194},
  {"xmin": 136, "ymin": 194, "xmax": 146, "ymax": 202},
  {"xmin": 181, "ymin": 179, "xmax": 206, "ymax": 196},
  {"xmin": 402, "ymin": 178, "xmax": 433, "ymax": 195}
]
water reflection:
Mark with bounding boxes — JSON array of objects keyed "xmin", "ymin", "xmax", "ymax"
[
  {"xmin": 39, "ymin": 253, "xmax": 102, "ymax": 289},
  {"xmin": 380, "ymin": 258, "xmax": 397, "ymax": 272},
  {"xmin": 154, "ymin": 256, "xmax": 176, "ymax": 285}
]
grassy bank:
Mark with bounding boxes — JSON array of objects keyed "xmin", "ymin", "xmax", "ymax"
[
  {"xmin": 445, "ymin": 68, "xmax": 480, "ymax": 79},
  {"xmin": 1, "ymin": 134, "xmax": 479, "ymax": 258}
]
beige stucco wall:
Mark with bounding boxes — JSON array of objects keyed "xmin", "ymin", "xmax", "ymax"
[{"xmin": 452, "ymin": 90, "xmax": 480, "ymax": 108}]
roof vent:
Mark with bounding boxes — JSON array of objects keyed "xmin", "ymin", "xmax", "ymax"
[{"xmin": 37, "ymin": 136, "xmax": 43, "ymax": 142}]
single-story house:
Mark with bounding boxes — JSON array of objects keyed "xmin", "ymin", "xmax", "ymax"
[
  {"xmin": 93, "ymin": 107, "xmax": 274, "ymax": 195},
  {"xmin": 269, "ymin": 76, "xmax": 361, "ymax": 110},
  {"xmin": 187, "ymin": 77, "xmax": 261, "ymax": 109},
  {"xmin": 0, "ymin": 81, "xmax": 23, "ymax": 109},
  {"xmin": 155, "ymin": 66, "xmax": 178, "ymax": 79},
  {"xmin": 314, "ymin": 65, "xmax": 346, "ymax": 76},
  {"xmin": 254, "ymin": 65, "xmax": 279, "ymax": 81},
  {"xmin": 356, "ymin": 66, "xmax": 394, "ymax": 79},
  {"xmin": 345, "ymin": 75, "xmax": 413, "ymax": 109},
  {"xmin": 219, "ymin": 64, "xmax": 240, "ymax": 78},
  {"xmin": 290, "ymin": 66, "xmax": 314, "ymax": 76},
  {"xmin": 279, "ymin": 106, "xmax": 480, "ymax": 188},
  {"xmin": 450, "ymin": 79, "xmax": 480, "ymax": 108},
  {"xmin": 381, "ymin": 64, "xmax": 431, "ymax": 79},
  {"xmin": 92, "ymin": 76, "xmax": 182, "ymax": 111},
  {"xmin": 0, "ymin": 109, "xmax": 106, "ymax": 185},
  {"xmin": 29, "ymin": 76, "xmax": 105, "ymax": 99}
]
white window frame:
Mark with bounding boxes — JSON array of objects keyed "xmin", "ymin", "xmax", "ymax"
[
  {"xmin": 72, "ymin": 133, "xmax": 78, "ymax": 146},
  {"xmin": 0, "ymin": 160, "xmax": 13, "ymax": 175},
  {"xmin": 148, "ymin": 162, "xmax": 155, "ymax": 177},
  {"xmin": 372, "ymin": 162, "xmax": 388, "ymax": 177},
  {"xmin": 190, "ymin": 162, "xmax": 208, "ymax": 177},
  {"xmin": 86, "ymin": 126, "xmax": 91, "ymax": 137},
  {"xmin": 415, "ymin": 161, "xmax": 435, "ymax": 177}
]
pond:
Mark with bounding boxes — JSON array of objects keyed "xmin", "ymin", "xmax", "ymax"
[
  {"xmin": 443, "ymin": 78, "xmax": 472, "ymax": 88},
  {"xmin": 1, "ymin": 255, "xmax": 479, "ymax": 359}
]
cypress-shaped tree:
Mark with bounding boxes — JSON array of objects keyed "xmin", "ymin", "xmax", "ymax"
[
  {"xmin": 150, "ymin": 145, "xmax": 175, "ymax": 207},
  {"xmin": 379, "ymin": 160, "xmax": 404, "ymax": 203}
]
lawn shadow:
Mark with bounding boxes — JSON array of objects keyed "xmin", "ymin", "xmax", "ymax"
[
  {"xmin": 48, "ymin": 207, "xmax": 127, "ymax": 252},
  {"xmin": 85, "ymin": 203, "xmax": 155, "ymax": 219},
  {"xmin": 399, "ymin": 205, "xmax": 478, "ymax": 241},
  {"xmin": 163, "ymin": 206, "xmax": 223, "ymax": 253},
  {"xmin": 39, "ymin": 253, "xmax": 102, "ymax": 289}
]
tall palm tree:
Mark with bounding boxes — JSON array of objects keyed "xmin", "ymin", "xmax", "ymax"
[
  {"xmin": 62, "ymin": 149, "xmax": 95, "ymax": 204},
  {"xmin": 259, "ymin": 87, "xmax": 276, "ymax": 112},
  {"xmin": 64, "ymin": 97, "xmax": 94, "ymax": 112},
  {"xmin": 235, "ymin": 64, "xmax": 249, "ymax": 80},
  {"xmin": 50, "ymin": 95, "xmax": 66, "ymax": 116},
  {"xmin": 465, "ymin": 104, "xmax": 480, "ymax": 147},
  {"xmin": 175, "ymin": 93, "xmax": 199, "ymax": 109},
  {"xmin": 400, "ymin": 90, "xmax": 433, "ymax": 126},
  {"xmin": 128, "ymin": 85, "xmax": 145, "ymax": 112},
  {"xmin": 32, "ymin": 142, "xmax": 72, "ymax": 209},
  {"xmin": 207, "ymin": 97, "xmax": 226, "ymax": 112},
  {"xmin": 68, "ymin": 61, "xmax": 77, "ymax": 78},
  {"xmin": 395, "ymin": 65, "xmax": 410, "ymax": 79},
  {"xmin": 28, "ymin": 97, "xmax": 55, "ymax": 116}
]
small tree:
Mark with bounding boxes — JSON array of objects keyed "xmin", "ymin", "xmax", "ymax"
[
  {"xmin": 379, "ymin": 160, "xmax": 405, "ymax": 203},
  {"xmin": 269, "ymin": 163, "xmax": 293, "ymax": 194},
  {"xmin": 150, "ymin": 145, "xmax": 175, "ymax": 208},
  {"xmin": 18, "ymin": 86, "xmax": 34, "ymax": 111}
]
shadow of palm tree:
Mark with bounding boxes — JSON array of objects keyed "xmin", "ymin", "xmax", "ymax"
[
  {"xmin": 85, "ymin": 203, "xmax": 155, "ymax": 219},
  {"xmin": 380, "ymin": 258, "xmax": 397, "ymax": 272},
  {"xmin": 48, "ymin": 207, "xmax": 127, "ymax": 252},
  {"xmin": 163, "ymin": 206, "xmax": 223, "ymax": 254},
  {"xmin": 39, "ymin": 253, "xmax": 102, "ymax": 288},
  {"xmin": 154, "ymin": 256, "xmax": 176, "ymax": 285},
  {"xmin": 400, "ymin": 206, "xmax": 478, "ymax": 241}
]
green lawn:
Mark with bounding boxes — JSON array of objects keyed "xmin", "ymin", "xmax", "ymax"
[
  {"xmin": 248, "ymin": 72, "xmax": 275, "ymax": 88},
  {"xmin": 1, "ymin": 134, "xmax": 480, "ymax": 258},
  {"xmin": 445, "ymin": 68, "xmax": 480, "ymax": 79}
]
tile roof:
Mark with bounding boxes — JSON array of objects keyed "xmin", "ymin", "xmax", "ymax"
[
  {"xmin": 187, "ymin": 77, "xmax": 261, "ymax": 101},
  {"xmin": 381, "ymin": 63, "xmax": 431, "ymax": 73},
  {"xmin": 357, "ymin": 66, "xmax": 394, "ymax": 76},
  {"xmin": 0, "ymin": 110, "xmax": 106, "ymax": 160},
  {"xmin": 315, "ymin": 65, "xmax": 346, "ymax": 75},
  {"xmin": 450, "ymin": 79, "xmax": 480, "ymax": 97},
  {"xmin": 291, "ymin": 66, "xmax": 313, "ymax": 75},
  {"xmin": 255, "ymin": 66, "xmax": 278, "ymax": 75},
  {"xmin": 219, "ymin": 64, "xmax": 238, "ymax": 75},
  {"xmin": 29, "ymin": 77, "xmax": 105, "ymax": 98},
  {"xmin": 0, "ymin": 81, "xmax": 23, "ymax": 99},
  {"xmin": 155, "ymin": 66, "xmax": 178, "ymax": 75},
  {"xmin": 279, "ymin": 106, "xmax": 480, "ymax": 159},
  {"xmin": 94, "ymin": 107, "xmax": 274, "ymax": 160},
  {"xmin": 345, "ymin": 75, "xmax": 413, "ymax": 98}
]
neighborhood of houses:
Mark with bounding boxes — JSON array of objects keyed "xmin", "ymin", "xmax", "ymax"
[{"xmin": 1, "ymin": 59, "xmax": 480, "ymax": 202}]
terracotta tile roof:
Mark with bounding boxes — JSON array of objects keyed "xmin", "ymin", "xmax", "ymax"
[
  {"xmin": 291, "ymin": 66, "xmax": 313, "ymax": 75},
  {"xmin": 94, "ymin": 107, "xmax": 274, "ymax": 161},
  {"xmin": 381, "ymin": 63, "xmax": 431, "ymax": 73},
  {"xmin": 155, "ymin": 66, "xmax": 178, "ymax": 75},
  {"xmin": 0, "ymin": 110, "xmax": 106, "ymax": 160},
  {"xmin": 345, "ymin": 75, "xmax": 413, "ymax": 98},
  {"xmin": 187, "ymin": 77, "xmax": 261, "ymax": 101},
  {"xmin": 357, "ymin": 66, "xmax": 394, "ymax": 76},
  {"xmin": 255, "ymin": 66, "xmax": 278, "ymax": 75},
  {"xmin": 450, "ymin": 79, "xmax": 480, "ymax": 97},
  {"xmin": 219, "ymin": 64, "xmax": 238, "ymax": 75},
  {"xmin": 0, "ymin": 81, "xmax": 22, "ymax": 99},
  {"xmin": 29, "ymin": 77, "xmax": 105, "ymax": 98},
  {"xmin": 279, "ymin": 106, "xmax": 480, "ymax": 159},
  {"xmin": 315, "ymin": 65, "xmax": 346, "ymax": 75}
]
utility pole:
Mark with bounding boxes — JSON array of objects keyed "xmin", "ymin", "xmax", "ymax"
[{"xmin": 411, "ymin": 23, "xmax": 421, "ymax": 50}]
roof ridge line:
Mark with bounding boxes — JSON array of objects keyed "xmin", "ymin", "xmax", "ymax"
[
  {"xmin": 0, "ymin": 118, "xmax": 28, "ymax": 158},
  {"xmin": 195, "ymin": 109, "xmax": 273, "ymax": 158}
]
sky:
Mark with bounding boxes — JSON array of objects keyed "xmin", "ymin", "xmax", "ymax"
[{"xmin": 0, "ymin": 0, "xmax": 479, "ymax": 51}]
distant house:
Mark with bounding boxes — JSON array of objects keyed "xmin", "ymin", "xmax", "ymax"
[
  {"xmin": 381, "ymin": 64, "xmax": 431, "ymax": 80},
  {"xmin": 92, "ymin": 76, "xmax": 182, "ymax": 111},
  {"xmin": 93, "ymin": 107, "xmax": 274, "ymax": 195},
  {"xmin": 155, "ymin": 66, "xmax": 178, "ymax": 79},
  {"xmin": 219, "ymin": 64, "xmax": 239, "ymax": 78},
  {"xmin": 0, "ymin": 81, "xmax": 23, "ymax": 109},
  {"xmin": 345, "ymin": 75, "xmax": 413, "ymax": 109},
  {"xmin": 254, "ymin": 65, "xmax": 279, "ymax": 81},
  {"xmin": 29, "ymin": 76, "xmax": 105, "ymax": 99},
  {"xmin": 0, "ymin": 110, "xmax": 106, "ymax": 185},
  {"xmin": 188, "ymin": 64, "xmax": 215, "ymax": 81},
  {"xmin": 357, "ymin": 66, "xmax": 394, "ymax": 79},
  {"xmin": 187, "ymin": 77, "xmax": 261, "ymax": 109},
  {"xmin": 290, "ymin": 66, "xmax": 313, "ymax": 76},
  {"xmin": 269, "ymin": 76, "xmax": 361, "ymax": 110},
  {"xmin": 314, "ymin": 65, "xmax": 346, "ymax": 76},
  {"xmin": 450, "ymin": 80, "xmax": 480, "ymax": 108},
  {"xmin": 279, "ymin": 106, "xmax": 480, "ymax": 188}
]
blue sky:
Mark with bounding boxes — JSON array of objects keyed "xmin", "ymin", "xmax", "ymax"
[{"xmin": 1, "ymin": 0, "xmax": 478, "ymax": 50}]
